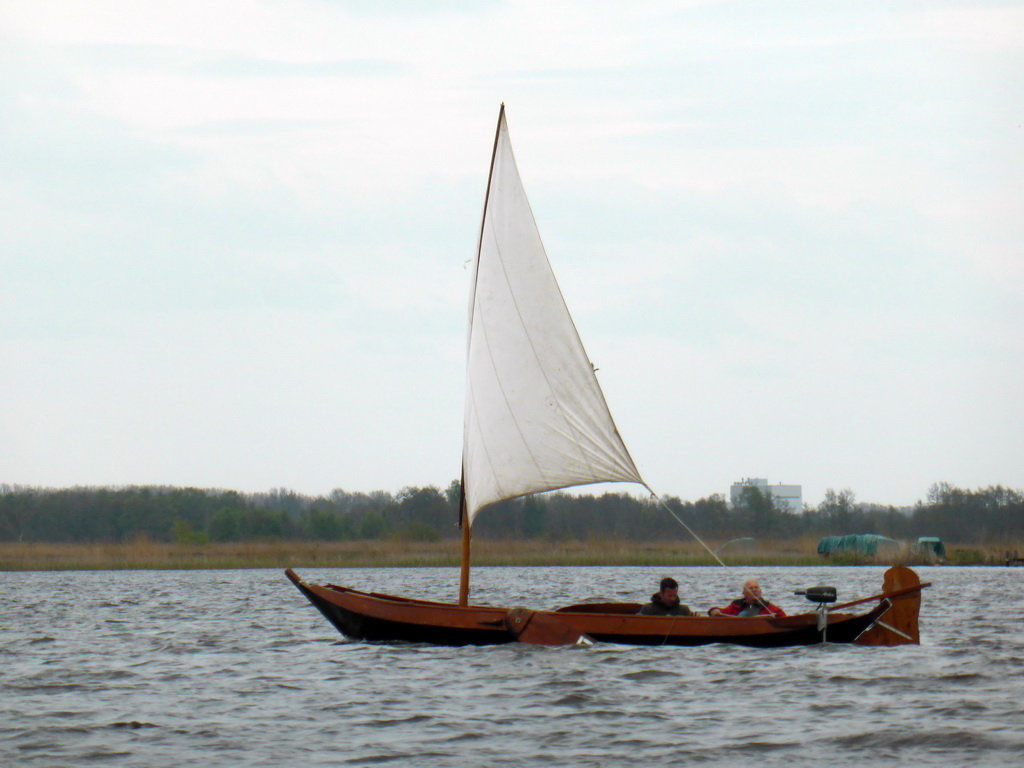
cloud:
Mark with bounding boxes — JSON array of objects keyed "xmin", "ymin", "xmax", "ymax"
[{"xmin": 1, "ymin": 1, "xmax": 1021, "ymax": 504}]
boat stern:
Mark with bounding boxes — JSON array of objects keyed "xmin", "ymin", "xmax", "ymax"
[{"xmin": 853, "ymin": 565, "xmax": 925, "ymax": 646}]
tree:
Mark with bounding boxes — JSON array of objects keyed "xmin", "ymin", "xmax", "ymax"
[
  {"xmin": 394, "ymin": 486, "xmax": 453, "ymax": 538},
  {"xmin": 819, "ymin": 488, "xmax": 857, "ymax": 534},
  {"xmin": 173, "ymin": 519, "xmax": 208, "ymax": 544},
  {"xmin": 734, "ymin": 485, "xmax": 784, "ymax": 537},
  {"xmin": 208, "ymin": 508, "xmax": 241, "ymax": 542},
  {"xmin": 358, "ymin": 509, "xmax": 386, "ymax": 539}
]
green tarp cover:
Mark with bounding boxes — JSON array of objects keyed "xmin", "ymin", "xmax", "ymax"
[
  {"xmin": 917, "ymin": 537, "xmax": 946, "ymax": 557},
  {"xmin": 818, "ymin": 534, "xmax": 900, "ymax": 556}
]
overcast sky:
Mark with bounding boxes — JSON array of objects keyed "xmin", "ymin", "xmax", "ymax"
[{"xmin": 2, "ymin": 1, "xmax": 1021, "ymax": 508}]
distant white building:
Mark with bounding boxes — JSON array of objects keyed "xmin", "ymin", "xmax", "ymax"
[{"xmin": 730, "ymin": 477, "xmax": 803, "ymax": 513}]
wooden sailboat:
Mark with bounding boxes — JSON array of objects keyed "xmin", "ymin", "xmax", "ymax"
[{"xmin": 286, "ymin": 106, "xmax": 929, "ymax": 647}]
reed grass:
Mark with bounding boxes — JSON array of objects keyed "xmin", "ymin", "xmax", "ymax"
[{"xmin": 1, "ymin": 538, "xmax": 1019, "ymax": 571}]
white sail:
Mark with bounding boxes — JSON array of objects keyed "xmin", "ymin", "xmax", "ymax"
[{"xmin": 462, "ymin": 107, "xmax": 644, "ymax": 524}]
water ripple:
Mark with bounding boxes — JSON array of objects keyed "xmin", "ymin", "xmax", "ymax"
[{"xmin": 2, "ymin": 565, "xmax": 1022, "ymax": 767}]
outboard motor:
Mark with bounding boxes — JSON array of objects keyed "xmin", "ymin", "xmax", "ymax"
[
  {"xmin": 795, "ymin": 586, "xmax": 838, "ymax": 640},
  {"xmin": 796, "ymin": 586, "xmax": 837, "ymax": 604}
]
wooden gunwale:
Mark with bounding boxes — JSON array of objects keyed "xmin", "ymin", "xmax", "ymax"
[{"xmin": 828, "ymin": 581, "xmax": 931, "ymax": 611}]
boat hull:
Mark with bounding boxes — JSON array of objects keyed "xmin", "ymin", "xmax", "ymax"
[
  {"xmin": 285, "ymin": 569, "xmax": 901, "ymax": 648},
  {"xmin": 288, "ymin": 571, "xmax": 513, "ymax": 646},
  {"xmin": 556, "ymin": 607, "xmax": 882, "ymax": 648}
]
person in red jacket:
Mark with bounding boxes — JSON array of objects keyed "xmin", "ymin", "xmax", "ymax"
[{"xmin": 708, "ymin": 578, "xmax": 786, "ymax": 617}]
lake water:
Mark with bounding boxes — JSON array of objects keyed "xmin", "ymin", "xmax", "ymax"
[{"xmin": 2, "ymin": 565, "xmax": 1022, "ymax": 767}]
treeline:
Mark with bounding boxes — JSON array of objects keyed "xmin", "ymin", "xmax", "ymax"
[{"xmin": 1, "ymin": 481, "xmax": 1020, "ymax": 546}]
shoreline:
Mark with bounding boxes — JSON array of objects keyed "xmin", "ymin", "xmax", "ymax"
[{"xmin": 1, "ymin": 539, "xmax": 1006, "ymax": 571}]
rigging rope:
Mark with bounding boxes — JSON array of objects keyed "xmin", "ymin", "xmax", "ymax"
[{"xmin": 645, "ymin": 484, "xmax": 730, "ymax": 570}]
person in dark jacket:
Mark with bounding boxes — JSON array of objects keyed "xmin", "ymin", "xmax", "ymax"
[
  {"xmin": 708, "ymin": 578, "xmax": 786, "ymax": 617},
  {"xmin": 638, "ymin": 577, "xmax": 694, "ymax": 616}
]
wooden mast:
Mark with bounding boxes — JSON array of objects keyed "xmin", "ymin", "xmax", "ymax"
[
  {"xmin": 458, "ymin": 484, "xmax": 471, "ymax": 606},
  {"xmin": 459, "ymin": 104, "xmax": 505, "ymax": 607}
]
